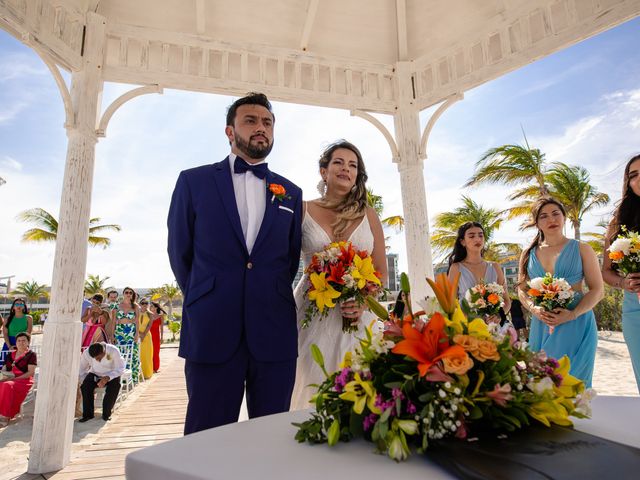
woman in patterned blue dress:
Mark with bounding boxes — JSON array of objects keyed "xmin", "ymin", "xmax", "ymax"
[
  {"xmin": 113, "ymin": 287, "xmax": 140, "ymax": 383},
  {"xmin": 517, "ymin": 197, "xmax": 604, "ymax": 387},
  {"xmin": 602, "ymin": 154, "xmax": 640, "ymax": 393}
]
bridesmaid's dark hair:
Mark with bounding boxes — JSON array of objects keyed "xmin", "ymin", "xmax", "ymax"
[
  {"xmin": 519, "ymin": 197, "xmax": 567, "ymax": 282},
  {"xmin": 608, "ymin": 154, "xmax": 640, "ymax": 242},
  {"xmin": 446, "ymin": 222, "xmax": 485, "ymax": 271}
]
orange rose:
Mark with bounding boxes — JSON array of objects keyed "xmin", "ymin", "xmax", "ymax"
[
  {"xmin": 472, "ymin": 340, "xmax": 501, "ymax": 362},
  {"xmin": 527, "ymin": 288, "xmax": 541, "ymax": 297},
  {"xmin": 269, "ymin": 183, "xmax": 286, "ymax": 196},
  {"xmin": 487, "ymin": 293, "xmax": 500, "ymax": 305},
  {"xmin": 608, "ymin": 251, "xmax": 624, "ymax": 261},
  {"xmin": 453, "ymin": 334, "xmax": 479, "ymax": 355},
  {"xmin": 442, "ymin": 353, "xmax": 474, "ymax": 375}
]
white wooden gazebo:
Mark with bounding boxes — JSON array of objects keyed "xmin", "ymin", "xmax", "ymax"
[{"xmin": 1, "ymin": 0, "xmax": 639, "ymax": 473}]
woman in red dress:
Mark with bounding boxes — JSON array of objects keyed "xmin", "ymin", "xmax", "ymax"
[
  {"xmin": 0, "ymin": 332, "xmax": 37, "ymax": 423},
  {"xmin": 149, "ymin": 302, "xmax": 166, "ymax": 373}
]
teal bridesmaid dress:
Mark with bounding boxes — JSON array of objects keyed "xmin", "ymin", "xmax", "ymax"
[
  {"xmin": 528, "ymin": 239, "xmax": 598, "ymax": 387},
  {"xmin": 622, "ymin": 290, "xmax": 640, "ymax": 393}
]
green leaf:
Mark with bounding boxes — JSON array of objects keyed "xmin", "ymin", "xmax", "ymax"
[
  {"xmin": 310, "ymin": 344, "xmax": 329, "ymax": 378},
  {"xmin": 469, "ymin": 405, "xmax": 483, "ymax": 420},
  {"xmin": 366, "ymin": 296, "xmax": 389, "ymax": 320},
  {"xmin": 327, "ymin": 418, "xmax": 340, "ymax": 446},
  {"xmin": 400, "ymin": 272, "xmax": 411, "ymax": 293}
]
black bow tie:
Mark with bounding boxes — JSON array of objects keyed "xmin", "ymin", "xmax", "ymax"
[{"xmin": 233, "ymin": 157, "xmax": 268, "ymax": 179}]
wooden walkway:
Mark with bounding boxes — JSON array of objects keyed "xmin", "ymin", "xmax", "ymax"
[{"xmin": 16, "ymin": 354, "xmax": 187, "ymax": 480}]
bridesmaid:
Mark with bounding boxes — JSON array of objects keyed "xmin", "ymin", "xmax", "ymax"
[
  {"xmin": 517, "ymin": 197, "xmax": 603, "ymax": 387},
  {"xmin": 149, "ymin": 302, "xmax": 166, "ymax": 373},
  {"xmin": 112, "ymin": 287, "xmax": 141, "ymax": 383},
  {"xmin": 138, "ymin": 299, "xmax": 154, "ymax": 380},
  {"xmin": 447, "ymin": 221, "xmax": 510, "ymax": 323},
  {"xmin": 602, "ymin": 154, "xmax": 640, "ymax": 393}
]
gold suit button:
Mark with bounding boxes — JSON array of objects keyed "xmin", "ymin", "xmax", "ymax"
[{"xmin": 247, "ymin": 262, "xmax": 253, "ymax": 269}]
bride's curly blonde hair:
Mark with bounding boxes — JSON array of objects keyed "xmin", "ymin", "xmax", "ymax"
[{"xmin": 316, "ymin": 140, "xmax": 369, "ymax": 240}]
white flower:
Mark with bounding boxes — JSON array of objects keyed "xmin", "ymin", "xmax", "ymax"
[
  {"xmin": 610, "ymin": 238, "xmax": 632, "ymax": 255},
  {"xmin": 343, "ymin": 274, "xmax": 357, "ymax": 289},
  {"xmin": 528, "ymin": 277, "xmax": 545, "ymax": 290},
  {"xmin": 527, "ymin": 376, "xmax": 555, "ymax": 395},
  {"xmin": 574, "ymin": 388, "xmax": 597, "ymax": 416},
  {"xmin": 558, "ymin": 290, "xmax": 573, "ymax": 300}
]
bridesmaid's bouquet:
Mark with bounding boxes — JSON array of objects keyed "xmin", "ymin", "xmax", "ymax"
[
  {"xmin": 608, "ymin": 226, "xmax": 640, "ymax": 302},
  {"xmin": 464, "ymin": 281, "xmax": 505, "ymax": 318},
  {"xmin": 303, "ymin": 241, "xmax": 384, "ymax": 333},
  {"xmin": 527, "ymin": 273, "xmax": 575, "ymax": 334}
]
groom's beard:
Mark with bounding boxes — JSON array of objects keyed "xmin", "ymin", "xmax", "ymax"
[{"xmin": 234, "ymin": 131, "xmax": 274, "ymax": 160}]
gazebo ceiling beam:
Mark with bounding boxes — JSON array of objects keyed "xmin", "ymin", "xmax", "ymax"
[
  {"xmin": 300, "ymin": 0, "xmax": 319, "ymax": 52},
  {"xmin": 195, "ymin": 0, "xmax": 206, "ymax": 35},
  {"xmin": 395, "ymin": 0, "xmax": 408, "ymax": 61},
  {"xmin": 0, "ymin": 0, "xmax": 83, "ymax": 70}
]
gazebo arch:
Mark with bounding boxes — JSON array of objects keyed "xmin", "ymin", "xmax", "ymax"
[{"xmin": 1, "ymin": 0, "xmax": 639, "ymax": 473}]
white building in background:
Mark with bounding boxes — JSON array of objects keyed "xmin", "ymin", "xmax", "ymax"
[{"xmin": 386, "ymin": 253, "xmax": 400, "ymax": 293}]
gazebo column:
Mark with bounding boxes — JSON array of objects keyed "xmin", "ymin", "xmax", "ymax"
[{"xmin": 29, "ymin": 12, "xmax": 105, "ymax": 474}]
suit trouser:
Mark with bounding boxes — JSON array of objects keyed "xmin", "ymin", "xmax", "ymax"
[
  {"xmin": 81, "ymin": 374, "xmax": 121, "ymax": 418},
  {"xmin": 184, "ymin": 337, "xmax": 296, "ymax": 435}
]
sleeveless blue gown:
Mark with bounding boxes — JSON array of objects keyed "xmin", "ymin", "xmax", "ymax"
[
  {"xmin": 528, "ymin": 239, "xmax": 598, "ymax": 387},
  {"xmin": 622, "ymin": 291, "xmax": 640, "ymax": 393},
  {"xmin": 456, "ymin": 262, "xmax": 498, "ymax": 301}
]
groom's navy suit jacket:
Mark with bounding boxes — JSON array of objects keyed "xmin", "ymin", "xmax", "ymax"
[{"xmin": 167, "ymin": 158, "xmax": 302, "ymax": 364}]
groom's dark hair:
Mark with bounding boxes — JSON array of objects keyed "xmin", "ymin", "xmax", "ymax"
[{"xmin": 226, "ymin": 92, "xmax": 275, "ymax": 126}]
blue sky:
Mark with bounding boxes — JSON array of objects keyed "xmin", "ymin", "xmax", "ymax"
[{"xmin": 1, "ymin": 17, "xmax": 639, "ymax": 289}]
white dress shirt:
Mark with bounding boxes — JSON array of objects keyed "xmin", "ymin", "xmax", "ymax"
[
  {"xmin": 229, "ymin": 153, "xmax": 266, "ymax": 254},
  {"xmin": 79, "ymin": 343, "xmax": 126, "ymax": 382}
]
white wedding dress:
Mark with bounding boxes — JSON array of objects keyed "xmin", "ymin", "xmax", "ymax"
[{"xmin": 289, "ymin": 208, "xmax": 377, "ymax": 411}]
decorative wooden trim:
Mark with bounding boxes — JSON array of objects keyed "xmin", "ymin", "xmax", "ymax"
[
  {"xmin": 350, "ymin": 109, "xmax": 399, "ymax": 161},
  {"xmin": 96, "ymin": 84, "xmax": 164, "ymax": 137},
  {"xmin": 419, "ymin": 92, "xmax": 463, "ymax": 159}
]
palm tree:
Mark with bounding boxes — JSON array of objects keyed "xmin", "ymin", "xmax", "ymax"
[
  {"xmin": 84, "ymin": 274, "xmax": 113, "ymax": 297},
  {"xmin": 431, "ymin": 196, "xmax": 520, "ymax": 262},
  {"xmin": 583, "ymin": 220, "xmax": 609, "ymax": 256},
  {"xmin": 367, "ymin": 188, "xmax": 404, "ymax": 232},
  {"xmin": 12, "ymin": 280, "xmax": 49, "ymax": 310},
  {"xmin": 149, "ymin": 282, "xmax": 183, "ymax": 319},
  {"xmin": 545, "ymin": 163, "xmax": 610, "ymax": 240},
  {"xmin": 465, "ymin": 142, "xmax": 550, "ymax": 200},
  {"xmin": 16, "ymin": 208, "xmax": 121, "ymax": 249}
]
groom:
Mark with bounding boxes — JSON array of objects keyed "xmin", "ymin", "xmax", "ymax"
[{"xmin": 168, "ymin": 92, "xmax": 302, "ymax": 434}]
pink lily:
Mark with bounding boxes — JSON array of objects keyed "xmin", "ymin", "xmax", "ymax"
[{"xmin": 487, "ymin": 383, "xmax": 513, "ymax": 407}]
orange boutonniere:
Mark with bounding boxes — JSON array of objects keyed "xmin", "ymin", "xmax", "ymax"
[{"xmin": 268, "ymin": 183, "xmax": 291, "ymax": 203}]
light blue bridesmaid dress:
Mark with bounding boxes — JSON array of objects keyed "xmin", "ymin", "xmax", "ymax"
[
  {"xmin": 622, "ymin": 291, "xmax": 640, "ymax": 393},
  {"xmin": 456, "ymin": 262, "xmax": 498, "ymax": 301},
  {"xmin": 528, "ymin": 239, "xmax": 598, "ymax": 387}
]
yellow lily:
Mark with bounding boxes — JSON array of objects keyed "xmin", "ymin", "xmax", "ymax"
[
  {"xmin": 529, "ymin": 398, "xmax": 573, "ymax": 427},
  {"xmin": 351, "ymin": 255, "xmax": 382, "ymax": 289},
  {"xmin": 553, "ymin": 356, "xmax": 584, "ymax": 398},
  {"xmin": 339, "ymin": 372, "xmax": 381, "ymax": 414},
  {"xmin": 339, "ymin": 351, "xmax": 352, "ymax": 369},
  {"xmin": 446, "ymin": 305, "xmax": 467, "ymax": 335},
  {"xmin": 467, "ymin": 318, "xmax": 491, "ymax": 339},
  {"xmin": 308, "ymin": 272, "xmax": 341, "ymax": 312}
]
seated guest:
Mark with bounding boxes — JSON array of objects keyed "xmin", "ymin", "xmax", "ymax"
[
  {"xmin": 0, "ymin": 332, "xmax": 37, "ymax": 423},
  {"xmin": 78, "ymin": 342, "xmax": 125, "ymax": 422}
]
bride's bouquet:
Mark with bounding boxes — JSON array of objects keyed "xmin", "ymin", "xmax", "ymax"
[
  {"xmin": 294, "ymin": 273, "xmax": 592, "ymax": 461},
  {"xmin": 464, "ymin": 281, "xmax": 504, "ymax": 319},
  {"xmin": 608, "ymin": 226, "xmax": 640, "ymax": 302},
  {"xmin": 303, "ymin": 241, "xmax": 384, "ymax": 333},
  {"xmin": 527, "ymin": 273, "xmax": 575, "ymax": 334}
]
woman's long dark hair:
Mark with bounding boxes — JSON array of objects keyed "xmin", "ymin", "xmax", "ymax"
[
  {"xmin": 519, "ymin": 197, "xmax": 567, "ymax": 281},
  {"xmin": 608, "ymin": 154, "xmax": 640, "ymax": 242},
  {"xmin": 151, "ymin": 302, "xmax": 167, "ymax": 315},
  {"xmin": 447, "ymin": 222, "xmax": 485, "ymax": 270},
  {"xmin": 6, "ymin": 298, "xmax": 29, "ymax": 331}
]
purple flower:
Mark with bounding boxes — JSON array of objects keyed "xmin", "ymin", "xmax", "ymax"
[
  {"xmin": 363, "ymin": 413, "xmax": 378, "ymax": 432},
  {"xmin": 392, "ymin": 388, "xmax": 404, "ymax": 401},
  {"xmin": 406, "ymin": 400, "xmax": 417, "ymax": 414},
  {"xmin": 334, "ymin": 368, "xmax": 352, "ymax": 392}
]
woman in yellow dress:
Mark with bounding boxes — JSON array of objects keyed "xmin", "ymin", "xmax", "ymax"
[{"xmin": 138, "ymin": 299, "xmax": 154, "ymax": 380}]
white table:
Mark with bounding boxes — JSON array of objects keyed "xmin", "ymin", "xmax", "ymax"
[{"xmin": 125, "ymin": 395, "xmax": 640, "ymax": 480}]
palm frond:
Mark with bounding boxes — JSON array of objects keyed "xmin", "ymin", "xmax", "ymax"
[
  {"xmin": 21, "ymin": 228, "xmax": 57, "ymax": 243},
  {"xmin": 381, "ymin": 215, "xmax": 404, "ymax": 232}
]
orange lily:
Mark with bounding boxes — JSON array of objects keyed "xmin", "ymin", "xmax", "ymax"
[
  {"xmin": 426, "ymin": 273, "xmax": 460, "ymax": 316},
  {"xmin": 392, "ymin": 312, "xmax": 467, "ymax": 377}
]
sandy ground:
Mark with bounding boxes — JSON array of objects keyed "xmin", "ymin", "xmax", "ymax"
[{"xmin": 0, "ymin": 331, "xmax": 637, "ymax": 476}]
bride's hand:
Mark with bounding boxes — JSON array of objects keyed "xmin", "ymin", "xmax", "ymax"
[{"xmin": 341, "ymin": 300, "xmax": 365, "ymax": 324}]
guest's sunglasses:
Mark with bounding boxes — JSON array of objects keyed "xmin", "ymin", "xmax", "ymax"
[{"xmin": 124, "ymin": 291, "xmax": 133, "ymax": 295}]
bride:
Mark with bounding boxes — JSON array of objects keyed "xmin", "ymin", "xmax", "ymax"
[{"xmin": 290, "ymin": 140, "xmax": 388, "ymax": 410}]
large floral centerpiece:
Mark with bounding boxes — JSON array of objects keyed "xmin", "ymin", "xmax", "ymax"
[
  {"xmin": 303, "ymin": 241, "xmax": 384, "ymax": 333},
  {"xmin": 608, "ymin": 226, "xmax": 640, "ymax": 302},
  {"xmin": 294, "ymin": 273, "xmax": 593, "ymax": 461}
]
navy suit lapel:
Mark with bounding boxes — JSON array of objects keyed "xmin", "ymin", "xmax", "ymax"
[
  {"xmin": 212, "ymin": 158, "xmax": 248, "ymax": 254},
  {"xmin": 252, "ymin": 171, "xmax": 277, "ymax": 254}
]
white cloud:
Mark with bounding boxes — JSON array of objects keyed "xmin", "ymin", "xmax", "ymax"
[
  {"xmin": 0, "ymin": 101, "xmax": 28, "ymax": 124},
  {"xmin": 0, "ymin": 155, "xmax": 22, "ymax": 170}
]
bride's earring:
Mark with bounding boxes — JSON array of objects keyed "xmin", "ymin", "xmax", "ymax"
[{"xmin": 317, "ymin": 179, "xmax": 327, "ymax": 197}]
